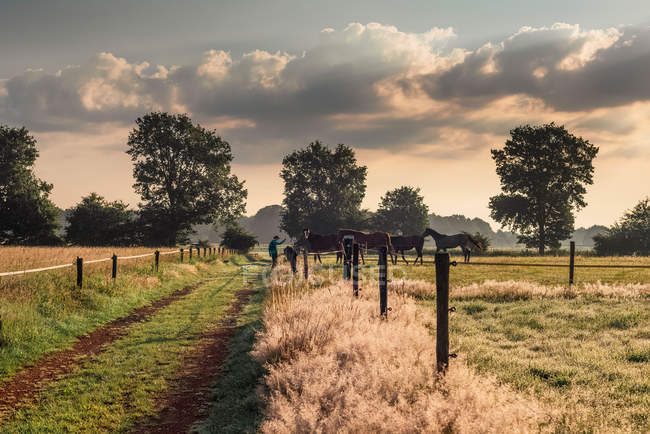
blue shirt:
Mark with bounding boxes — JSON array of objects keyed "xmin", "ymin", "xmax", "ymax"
[{"xmin": 268, "ymin": 239, "xmax": 285, "ymax": 255}]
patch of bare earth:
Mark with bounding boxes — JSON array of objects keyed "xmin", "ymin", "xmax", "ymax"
[
  {"xmin": 130, "ymin": 289, "xmax": 255, "ymax": 434},
  {"xmin": 0, "ymin": 281, "xmax": 205, "ymax": 419}
]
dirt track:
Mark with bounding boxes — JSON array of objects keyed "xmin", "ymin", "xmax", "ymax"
[
  {"xmin": 0, "ymin": 281, "xmax": 205, "ymax": 418},
  {"xmin": 130, "ymin": 289, "xmax": 256, "ymax": 433}
]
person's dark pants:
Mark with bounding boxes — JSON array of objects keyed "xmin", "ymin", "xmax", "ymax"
[{"xmin": 271, "ymin": 253, "xmax": 278, "ymax": 268}]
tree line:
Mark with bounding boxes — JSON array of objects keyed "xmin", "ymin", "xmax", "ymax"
[{"xmin": 2, "ymin": 116, "xmax": 648, "ymax": 255}]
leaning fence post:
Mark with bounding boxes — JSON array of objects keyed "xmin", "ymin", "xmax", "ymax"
[
  {"xmin": 303, "ymin": 250, "xmax": 309, "ymax": 280},
  {"xmin": 155, "ymin": 250, "xmax": 160, "ymax": 272},
  {"xmin": 180, "ymin": 248, "xmax": 184, "ymax": 263},
  {"xmin": 76, "ymin": 257, "xmax": 83, "ymax": 288},
  {"xmin": 353, "ymin": 243, "xmax": 359, "ymax": 297},
  {"xmin": 111, "ymin": 254, "xmax": 117, "ymax": 280},
  {"xmin": 189, "ymin": 246, "xmax": 193, "ymax": 260},
  {"xmin": 343, "ymin": 235, "xmax": 353, "ymax": 280},
  {"xmin": 435, "ymin": 252, "xmax": 450, "ymax": 373},
  {"xmin": 203, "ymin": 247, "xmax": 206, "ymax": 257},
  {"xmin": 569, "ymin": 241, "xmax": 575, "ymax": 286},
  {"xmin": 379, "ymin": 246, "xmax": 388, "ymax": 318}
]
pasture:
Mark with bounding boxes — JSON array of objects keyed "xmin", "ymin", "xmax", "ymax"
[{"xmin": 268, "ymin": 252, "xmax": 649, "ymax": 432}]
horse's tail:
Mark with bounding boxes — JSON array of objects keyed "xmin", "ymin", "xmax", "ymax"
[{"xmin": 466, "ymin": 235, "xmax": 482, "ymax": 251}]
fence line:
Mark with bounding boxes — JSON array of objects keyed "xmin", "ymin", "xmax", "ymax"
[{"xmin": 0, "ymin": 248, "xmax": 219, "ymax": 278}]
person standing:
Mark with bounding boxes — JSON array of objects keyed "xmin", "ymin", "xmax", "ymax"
[{"xmin": 268, "ymin": 235, "xmax": 285, "ymax": 268}]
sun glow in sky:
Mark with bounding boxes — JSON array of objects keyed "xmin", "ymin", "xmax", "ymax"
[{"xmin": 2, "ymin": 1, "xmax": 650, "ymax": 228}]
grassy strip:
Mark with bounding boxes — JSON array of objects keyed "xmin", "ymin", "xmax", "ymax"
[
  {"xmin": 192, "ymin": 261, "xmax": 269, "ymax": 434},
  {"xmin": 0, "ymin": 257, "xmax": 216, "ymax": 381},
  {"xmin": 0, "ymin": 257, "xmax": 249, "ymax": 432},
  {"xmin": 428, "ymin": 296, "xmax": 650, "ymax": 432}
]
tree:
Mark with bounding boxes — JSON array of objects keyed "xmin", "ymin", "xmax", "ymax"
[
  {"xmin": 489, "ymin": 123, "xmax": 598, "ymax": 255},
  {"xmin": 374, "ymin": 186, "xmax": 429, "ymax": 235},
  {"xmin": 220, "ymin": 223, "xmax": 258, "ymax": 253},
  {"xmin": 462, "ymin": 231, "xmax": 490, "ymax": 252},
  {"xmin": 280, "ymin": 141, "xmax": 367, "ymax": 238},
  {"xmin": 127, "ymin": 112, "xmax": 246, "ymax": 246},
  {"xmin": 65, "ymin": 193, "xmax": 137, "ymax": 246},
  {"xmin": 0, "ymin": 125, "xmax": 60, "ymax": 245},
  {"xmin": 593, "ymin": 198, "xmax": 650, "ymax": 256}
]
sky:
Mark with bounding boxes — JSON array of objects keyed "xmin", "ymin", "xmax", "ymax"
[{"xmin": 2, "ymin": 0, "xmax": 650, "ymax": 229}]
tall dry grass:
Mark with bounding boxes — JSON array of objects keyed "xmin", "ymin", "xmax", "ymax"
[
  {"xmin": 254, "ymin": 272, "xmax": 550, "ymax": 433},
  {"xmin": 389, "ymin": 278, "xmax": 650, "ymax": 300}
]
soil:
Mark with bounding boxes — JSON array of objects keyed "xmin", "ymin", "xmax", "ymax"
[
  {"xmin": 130, "ymin": 289, "xmax": 256, "ymax": 433},
  {"xmin": 0, "ymin": 281, "xmax": 205, "ymax": 418}
]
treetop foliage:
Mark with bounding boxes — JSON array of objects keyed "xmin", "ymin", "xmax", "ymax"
[
  {"xmin": 220, "ymin": 223, "xmax": 258, "ymax": 253},
  {"xmin": 65, "ymin": 193, "xmax": 137, "ymax": 246},
  {"xmin": 127, "ymin": 112, "xmax": 246, "ymax": 246},
  {"xmin": 280, "ymin": 140, "xmax": 367, "ymax": 238},
  {"xmin": 489, "ymin": 123, "xmax": 598, "ymax": 254},
  {"xmin": 374, "ymin": 186, "xmax": 429, "ymax": 235},
  {"xmin": 0, "ymin": 125, "xmax": 60, "ymax": 245},
  {"xmin": 594, "ymin": 198, "xmax": 650, "ymax": 255}
]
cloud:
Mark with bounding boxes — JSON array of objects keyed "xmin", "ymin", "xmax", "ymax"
[
  {"xmin": 417, "ymin": 23, "xmax": 650, "ymax": 111},
  {"xmin": 1, "ymin": 22, "xmax": 650, "ymax": 164}
]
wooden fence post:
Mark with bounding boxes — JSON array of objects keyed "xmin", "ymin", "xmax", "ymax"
[
  {"xmin": 180, "ymin": 248, "xmax": 184, "ymax": 263},
  {"xmin": 353, "ymin": 243, "xmax": 359, "ymax": 297},
  {"xmin": 379, "ymin": 246, "xmax": 388, "ymax": 318},
  {"xmin": 189, "ymin": 247, "xmax": 193, "ymax": 260},
  {"xmin": 303, "ymin": 250, "xmax": 309, "ymax": 280},
  {"xmin": 569, "ymin": 241, "xmax": 575, "ymax": 286},
  {"xmin": 155, "ymin": 250, "xmax": 160, "ymax": 272},
  {"xmin": 435, "ymin": 252, "xmax": 450, "ymax": 373},
  {"xmin": 111, "ymin": 254, "xmax": 117, "ymax": 280},
  {"xmin": 343, "ymin": 235, "xmax": 353, "ymax": 280},
  {"xmin": 203, "ymin": 247, "xmax": 206, "ymax": 257},
  {"xmin": 76, "ymin": 257, "xmax": 83, "ymax": 288}
]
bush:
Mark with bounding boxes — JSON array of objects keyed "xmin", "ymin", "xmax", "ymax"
[
  {"xmin": 594, "ymin": 198, "xmax": 650, "ymax": 256},
  {"xmin": 220, "ymin": 224, "xmax": 257, "ymax": 253}
]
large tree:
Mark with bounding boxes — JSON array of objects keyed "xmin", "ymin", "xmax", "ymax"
[
  {"xmin": 0, "ymin": 125, "xmax": 60, "ymax": 245},
  {"xmin": 374, "ymin": 186, "xmax": 429, "ymax": 235},
  {"xmin": 65, "ymin": 193, "xmax": 137, "ymax": 246},
  {"xmin": 280, "ymin": 141, "xmax": 367, "ymax": 238},
  {"xmin": 127, "ymin": 112, "xmax": 246, "ymax": 246},
  {"xmin": 593, "ymin": 198, "xmax": 650, "ymax": 256},
  {"xmin": 489, "ymin": 123, "xmax": 598, "ymax": 254}
]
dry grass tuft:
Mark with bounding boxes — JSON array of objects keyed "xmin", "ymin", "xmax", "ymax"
[
  {"xmin": 254, "ymin": 277, "xmax": 549, "ymax": 433},
  {"xmin": 387, "ymin": 278, "xmax": 650, "ymax": 300}
]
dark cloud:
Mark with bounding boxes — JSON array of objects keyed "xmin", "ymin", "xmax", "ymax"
[{"xmin": 418, "ymin": 24, "xmax": 650, "ymax": 111}]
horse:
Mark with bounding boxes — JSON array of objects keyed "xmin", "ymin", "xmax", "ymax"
[
  {"xmin": 301, "ymin": 229, "xmax": 343, "ymax": 264},
  {"xmin": 389, "ymin": 235, "xmax": 425, "ymax": 265},
  {"xmin": 337, "ymin": 229, "xmax": 392, "ymax": 264},
  {"xmin": 284, "ymin": 246, "xmax": 298, "ymax": 273},
  {"xmin": 423, "ymin": 228, "xmax": 482, "ymax": 262}
]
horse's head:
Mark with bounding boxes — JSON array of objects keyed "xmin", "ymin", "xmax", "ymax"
[
  {"xmin": 423, "ymin": 228, "xmax": 440, "ymax": 238},
  {"xmin": 302, "ymin": 228, "xmax": 311, "ymax": 239}
]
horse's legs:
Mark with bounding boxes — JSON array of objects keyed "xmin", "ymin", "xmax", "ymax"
[
  {"xmin": 401, "ymin": 251, "xmax": 409, "ymax": 265},
  {"xmin": 361, "ymin": 249, "xmax": 365, "ymax": 265}
]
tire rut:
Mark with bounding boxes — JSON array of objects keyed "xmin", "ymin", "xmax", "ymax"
[
  {"xmin": 130, "ymin": 288, "xmax": 257, "ymax": 433},
  {"xmin": 0, "ymin": 279, "xmax": 209, "ymax": 419}
]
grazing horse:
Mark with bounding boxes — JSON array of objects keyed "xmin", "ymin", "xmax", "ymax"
[
  {"xmin": 284, "ymin": 246, "xmax": 298, "ymax": 273},
  {"xmin": 423, "ymin": 228, "xmax": 482, "ymax": 262},
  {"xmin": 389, "ymin": 235, "xmax": 425, "ymax": 265},
  {"xmin": 336, "ymin": 229, "xmax": 392, "ymax": 264},
  {"xmin": 302, "ymin": 229, "xmax": 343, "ymax": 264}
]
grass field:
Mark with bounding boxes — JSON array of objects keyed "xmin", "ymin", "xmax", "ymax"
[{"xmin": 268, "ymin": 253, "xmax": 649, "ymax": 432}]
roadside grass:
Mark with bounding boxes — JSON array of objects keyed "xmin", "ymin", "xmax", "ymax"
[
  {"xmin": 0, "ymin": 253, "xmax": 222, "ymax": 382},
  {"xmin": 192, "ymin": 260, "xmax": 269, "ymax": 434},
  {"xmin": 288, "ymin": 257, "xmax": 649, "ymax": 432},
  {"xmin": 0, "ymin": 257, "xmax": 250, "ymax": 432}
]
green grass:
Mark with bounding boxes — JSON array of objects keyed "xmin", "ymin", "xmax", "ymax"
[
  {"xmin": 0, "ymin": 256, "xmax": 218, "ymax": 382},
  {"xmin": 1, "ymin": 256, "xmax": 264, "ymax": 432},
  {"xmin": 419, "ymin": 296, "xmax": 650, "ymax": 431},
  {"xmin": 193, "ymin": 260, "xmax": 269, "ymax": 433}
]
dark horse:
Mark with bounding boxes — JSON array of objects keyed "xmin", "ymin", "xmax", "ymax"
[
  {"xmin": 301, "ymin": 229, "xmax": 342, "ymax": 264},
  {"xmin": 423, "ymin": 228, "xmax": 482, "ymax": 262},
  {"xmin": 337, "ymin": 229, "xmax": 392, "ymax": 265},
  {"xmin": 284, "ymin": 246, "xmax": 298, "ymax": 272},
  {"xmin": 389, "ymin": 235, "xmax": 425, "ymax": 265}
]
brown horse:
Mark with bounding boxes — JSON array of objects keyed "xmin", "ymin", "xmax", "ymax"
[
  {"xmin": 336, "ymin": 229, "xmax": 392, "ymax": 264},
  {"xmin": 389, "ymin": 235, "xmax": 425, "ymax": 265},
  {"xmin": 301, "ymin": 229, "xmax": 342, "ymax": 264},
  {"xmin": 423, "ymin": 228, "xmax": 482, "ymax": 262}
]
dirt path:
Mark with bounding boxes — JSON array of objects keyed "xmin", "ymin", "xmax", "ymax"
[
  {"xmin": 130, "ymin": 288, "xmax": 256, "ymax": 434},
  {"xmin": 0, "ymin": 280, "xmax": 206, "ymax": 418}
]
